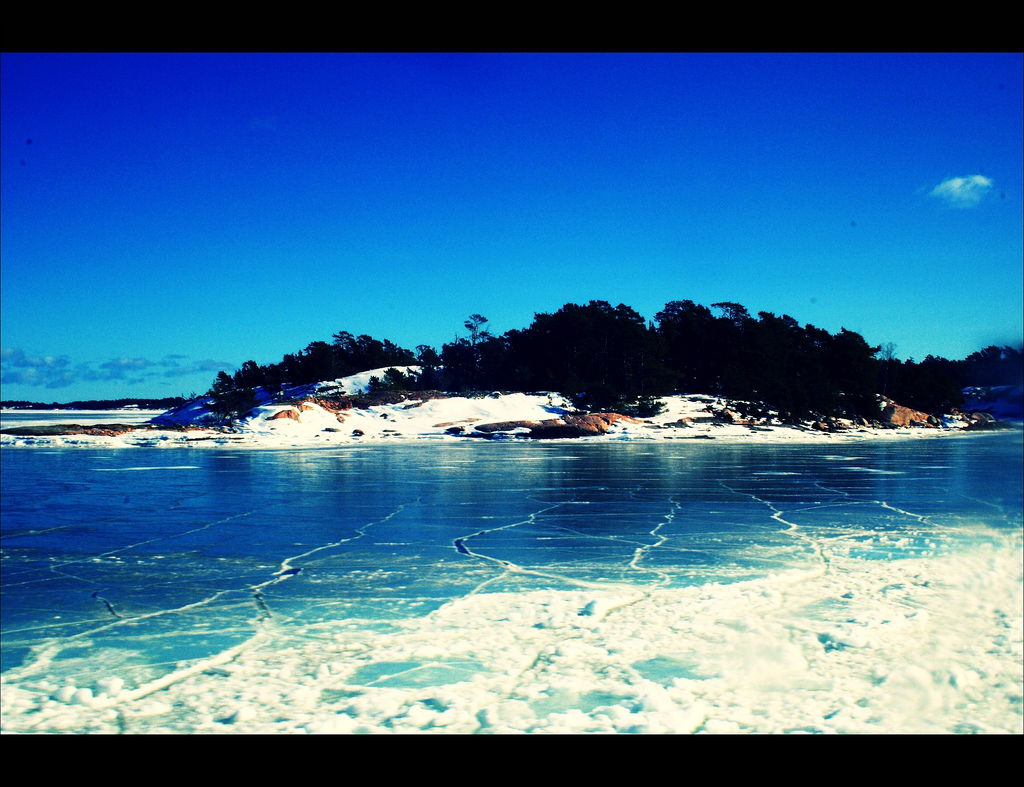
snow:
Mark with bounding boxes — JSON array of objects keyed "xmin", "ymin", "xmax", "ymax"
[
  {"xmin": 1, "ymin": 367, "xmax": 1012, "ymax": 449},
  {"xmin": 309, "ymin": 366, "xmax": 422, "ymax": 396}
]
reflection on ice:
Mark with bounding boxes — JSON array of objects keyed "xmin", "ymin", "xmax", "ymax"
[
  {"xmin": 92, "ymin": 466, "xmax": 201, "ymax": 472},
  {"xmin": 1, "ymin": 435, "xmax": 1021, "ymax": 733}
]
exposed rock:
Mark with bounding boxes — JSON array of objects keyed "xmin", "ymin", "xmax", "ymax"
[
  {"xmin": 878, "ymin": 397, "xmax": 934, "ymax": 427},
  {"xmin": 474, "ymin": 420, "xmax": 544, "ymax": 433},
  {"xmin": 964, "ymin": 412, "xmax": 1000, "ymax": 430},
  {"xmin": 299, "ymin": 402, "xmax": 317, "ymax": 412},
  {"xmin": 266, "ymin": 409, "xmax": 300, "ymax": 422},
  {"xmin": 567, "ymin": 412, "xmax": 643, "ymax": 432},
  {"xmin": 471, "ymin": 412, "xmax": 643, "ymax": 439}
]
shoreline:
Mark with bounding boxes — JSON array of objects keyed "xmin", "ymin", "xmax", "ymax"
[
  {"xmin": 2, "ymin": 391, "xmax": 1018, "ymax": 450},
  {"xmin": 2, "ymin": 418, "xmax": 1017, "ymax": 450},
  {"xmin": 5, "ymin": 369, "xmax": 1018, "ymax": 450}
]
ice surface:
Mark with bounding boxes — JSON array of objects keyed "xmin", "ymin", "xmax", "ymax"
[
  {"xmin": 0, "ymin": 410, "xmax": 165, "ymax": 429},
  {"xmin": 1, "ymin": 436, "xmax": 1021, "ymax": 734}
]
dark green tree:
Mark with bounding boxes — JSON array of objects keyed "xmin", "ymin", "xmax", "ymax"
[{"xmin": 208, "ymin": 371, "xmax": 258, "ymax": 421}]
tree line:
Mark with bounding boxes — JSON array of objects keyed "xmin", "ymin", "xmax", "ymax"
[
  {"xmin": 1, "ymin": 396, "xmax": 187, "ymax": 411},
  {"xmin": 206, "ymin": 299, "xmax": 1023, "ymax": 420}
]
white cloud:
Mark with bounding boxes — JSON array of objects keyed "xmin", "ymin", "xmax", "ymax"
[
  {"xmin": 929, "ymin": 175, "xmax": 994, "ymax": 208},
  {"xmin": 99, "ymin": 357, "xmax": 154, "ymax": 378}
]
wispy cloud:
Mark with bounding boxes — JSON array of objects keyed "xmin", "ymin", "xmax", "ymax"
[
  {"xmin": 97, "ymin": 357, "xmax": 155, "ymax": 379},
  {"xmin": 929, "ymin": 175, "xmax": 994, "ymax": 208},
  {"xmin": 1, "ymin": 347, "xmax": 234, "ymax": 389},
  {"xmin": 0, "ymin": 348, "xmax": 74, "ymax": 388}
]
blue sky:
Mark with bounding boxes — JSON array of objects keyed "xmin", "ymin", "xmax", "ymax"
[{"xmin": 2, "ymin": 52, "xmax": 1021, "ymax": 401}]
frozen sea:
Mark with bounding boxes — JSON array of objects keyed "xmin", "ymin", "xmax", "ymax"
[{"xmin": 1, "ymin": 432, "xmax": 1021, "ymax": 734}]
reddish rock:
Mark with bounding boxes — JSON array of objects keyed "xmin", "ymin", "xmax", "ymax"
[
  {"xmin": 878, "ymin": 398, "xmax": 934, "ymax": 427},
  {"xmin": 267, "ymin": 409, "xmax": 300, "ymax": 422},
  {"xmin": 567, "ymin": 412, "xmax": 642, "ymax": 431},
  {"xmin": 471, "ymin": 412, "xmax": 644, "ymax": 439},
  {"xmin": 315, "ymin": 399, "xmax": 350, "ymax": 414}
]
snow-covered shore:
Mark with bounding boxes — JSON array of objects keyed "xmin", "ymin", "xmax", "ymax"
[{"xmin": 2, "ymin": 366, "xmax": 1010, "ymax": 450}]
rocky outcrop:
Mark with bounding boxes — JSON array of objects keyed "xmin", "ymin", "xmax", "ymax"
[
  {"xmin": 878, "ymin": 397, "xmax": 934, "ymax": 427},
  {"xmin": 266, "ymin": 408, "xmax": 300, "ymax": 422},
  {"xmin": 962, "ymin": 411, "xmax": 1000, "ymax": 430},
  {"xmin": 474, "ymin": 420, "xmax": 544, "ymax": 433},
  {"xmin": 471, "ymin": 412, "xmax": 643, "ymax": 439},
  {"xmin": 565, "ymin": 413, "xmax": 643, "ymax": 433}
]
